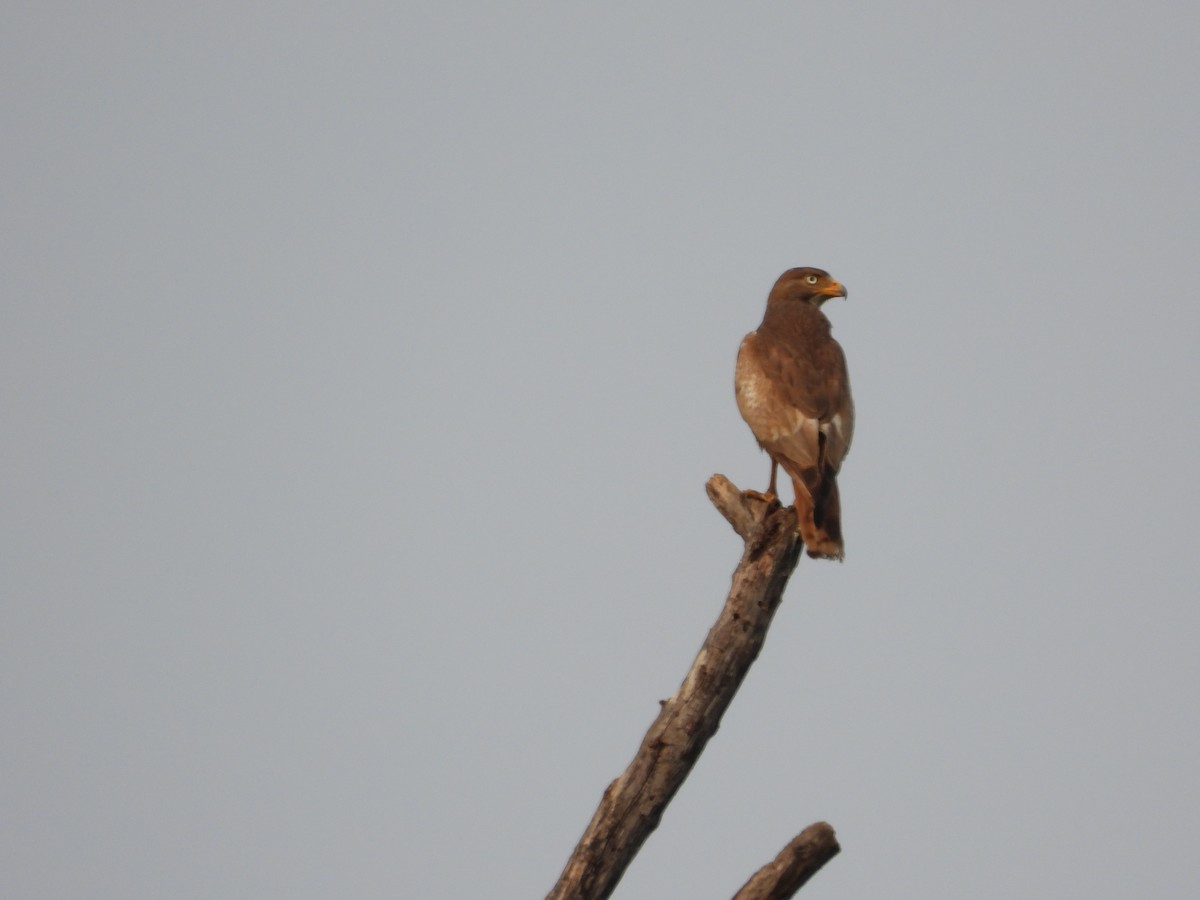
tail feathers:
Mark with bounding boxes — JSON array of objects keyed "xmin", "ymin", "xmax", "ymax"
[{"xmin": 789, "ymin": 467, "xmax": 844, "ymax": 560}]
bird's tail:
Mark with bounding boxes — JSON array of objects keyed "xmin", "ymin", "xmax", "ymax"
[
  {"xmin": 808, "ymin": 473, "xmax": 843, "ymax": 560},
  {"xmin": 790, "ymin": 466, "xmax": 844, "ymax": 561}
]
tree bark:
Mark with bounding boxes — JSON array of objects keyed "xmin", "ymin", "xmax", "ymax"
[{"xmin": 546, "ymin": 475, "xmax": 837, "ymax": 900}]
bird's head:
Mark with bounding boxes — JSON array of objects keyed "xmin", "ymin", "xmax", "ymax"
[{"xmin": 769, "ymin": 267, "xmax": 848, "ymax": 308}]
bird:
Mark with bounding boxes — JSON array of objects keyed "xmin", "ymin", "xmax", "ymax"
[{"xmin": 735, "ymin": 267, "xmax": 854, "ymax": 560}]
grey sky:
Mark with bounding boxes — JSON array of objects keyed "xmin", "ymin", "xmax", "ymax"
[{"xmin": 4, "ymin": 3, "xmax": 1199, "ymax": 898}]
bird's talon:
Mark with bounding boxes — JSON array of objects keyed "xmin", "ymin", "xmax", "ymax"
[{"xmin": 742, "ymin": 490, "xmax": 779, "ymax": 505}]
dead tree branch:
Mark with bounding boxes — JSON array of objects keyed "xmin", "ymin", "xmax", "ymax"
[
  {"xmin": 546, "ymin": 475, "xmax": 837, "ymax": 900},
  {"xmin": 732, "ymin": 822, "xmax": 841, "ymax": 900}
]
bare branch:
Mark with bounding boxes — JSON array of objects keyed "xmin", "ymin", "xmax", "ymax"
[
  {"xmin": 705, "ymin": 474, "xmax": 790, "ymax": 543},
  {"xmin": 546, "ymin": 476, "xmax": 809, "ymax": 900},
  {"xmin": 705, "ymin": 473, "xmax": 759, "ymax": 540},
  {"xmin": 732, "ymin": 822, "xmax": 841, "ymax": 900}
]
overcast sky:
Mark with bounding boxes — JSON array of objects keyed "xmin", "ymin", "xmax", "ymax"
[{"xmin": 4, "ymin": 3, "xmax": 1199, "ymax": 898}]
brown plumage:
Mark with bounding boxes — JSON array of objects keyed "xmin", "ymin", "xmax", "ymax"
[{"xmin": 735, "ymin": 267, "xmax": 854, "ymax": 560}]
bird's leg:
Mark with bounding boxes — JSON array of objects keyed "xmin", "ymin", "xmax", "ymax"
[
  {"xmin": 790, "ymin": 474, "xmax": 818, "ymax": 545},
  {"xmin": 742, "ymin": 459, "xmax": 779, "ymax": 504}
]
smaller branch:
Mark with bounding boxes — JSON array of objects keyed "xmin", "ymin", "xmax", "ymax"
[
  {"xmin": 732, "ymin": 822, "xmax": 841, "ymax": 900},
  {"xmin": 705, "ymin": 474, "xmax": 781, "ymax": 542}
]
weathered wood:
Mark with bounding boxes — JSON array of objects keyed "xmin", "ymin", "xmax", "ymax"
[
  {"xmin": 732, "ymin": 822, "xmax": 841, "ymax": 900},
  {"xmin": 705, "ymin": 472, "xmax": 763, "ymax": 541},
  {"xmin": 546, "ymin": 475, "xmax": 814, "ymax": 900}
]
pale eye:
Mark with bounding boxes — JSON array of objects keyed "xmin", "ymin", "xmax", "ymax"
[{"xmin": 806, "ymin": 274, "xmax": 818, "ymax": 284}]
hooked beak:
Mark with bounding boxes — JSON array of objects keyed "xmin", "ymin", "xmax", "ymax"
[{"xmin": 824, "ymin": 281, "xmax": 848, "ymax": 300}]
